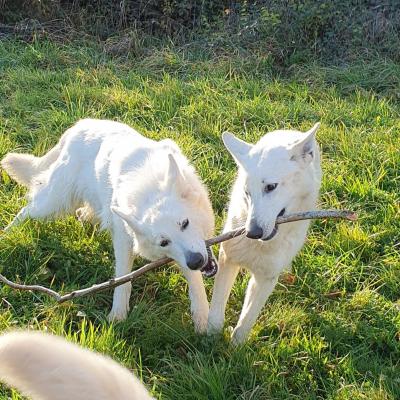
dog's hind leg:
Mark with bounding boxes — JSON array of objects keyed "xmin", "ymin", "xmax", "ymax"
[
  {"xmin": 4, "ymin": 206, "xmax": 30, "ymax": 231},
  {"xmin": 4, "ymin": 194, "xmax": 61, "ymax": 232},
  {"xmin": 231, "ymin": 273, "xmax": 278, "ymax": 345},
  {"xmin": 108, "ymin": 219, "xmax": 134, "ymax": 322},
  {"xmin": 181, "ymin": 268, "xmax": 209, "ymax": 333},
  {"xmin": 4, "ymin": 159, "xmax": 77, "ymax": 232},
  {"xmin": 207, "ymin": 251, "xmax": 240, "ymax": 335},
  {"xmin": 1, "ymin": 134, "xmax": 66, "ymax": 188},
  {"xmin": 4, "ymin": 184, "xmax": 66, "ymax": 232},
  {"xmin": 5, "ymin": 189, "xmax": 67, "ymax": 232}
]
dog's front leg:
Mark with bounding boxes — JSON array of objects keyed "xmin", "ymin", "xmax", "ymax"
[
  {"xmin": 231, "ymin": 273, "xmax": 278, "ymax": 345},
  {"xmin": 207, "ymin": 252, "xmax": 240, "ymax": 335},
  {"xmin": 108, "ymin": 221, "xmax": 134, "ymax": 322},
  {"xmin": 181, "ymin": 268, "xmax": 209, "ymax": 333}
]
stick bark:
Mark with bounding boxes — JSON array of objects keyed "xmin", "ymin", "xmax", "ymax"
[{"xmin": 0, "ymin": 210, "xmax": 357, "ymax": 303}]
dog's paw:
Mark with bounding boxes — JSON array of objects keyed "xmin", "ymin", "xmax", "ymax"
[
  {"xmin": 207, "ymin": 323, "xmax": 224, "ymax": 336},
  {"xmin": 75, "ymin": 206, "xmax": 92, "ymax": 224},
  {"xmin": 207, "ymin": 313, "xmax": 224, "ymax": 335},
  {"xmin": 75, "ymin": 207, "xmax": 85, "ymax": 221},
  {"xmin": 107, "ymin": 307, "xmax": 129, "ymax": 322},
  {"xmin": 108, "ymin": 284, "xmax": 131, "ymax": 322},
  {"xmin": 193, "ymin": 311, "xmax": 209, "ymax": 334},
  {"xmin": 231, "ymin": 326, "xmax": 248, "ymax": 346}
]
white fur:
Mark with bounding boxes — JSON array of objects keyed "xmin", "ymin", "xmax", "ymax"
[
  {"xmin": 208, "ymin": 124, "xmax": 322, "ymax": 344},
  {"xmin": 1, "ymin": 119, "xmax": 214, "ymax": 331},
  {"xmin": 0, "ymin": 331, "xmax": 154, "ymax": 399}
]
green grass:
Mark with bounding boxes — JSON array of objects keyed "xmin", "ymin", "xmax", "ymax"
[{"xmin": 0, "ymin": 38, "xmax": 399, "ymax": 399}]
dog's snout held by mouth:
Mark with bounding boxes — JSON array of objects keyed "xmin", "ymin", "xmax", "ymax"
[
  {"xmin": 246, "ymin": 207, "xmax": 286, "ymax": 241},
  {"xmin": 186, "ymin": 251, "xmax": 205, "ymax": 270},
  {"xmin": 245, "ymin": 220, "xmax": 263, "ymax": 239}
]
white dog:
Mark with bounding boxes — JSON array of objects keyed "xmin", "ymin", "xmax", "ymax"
[
  {"xmin": 1, "ymin": 119, "xmax": 217, "ymax": 331},
  {"xmin": 0, "ymin": 331, "xmax": 154, "ymax": 399},
  {"xmin": 208, "ymin": 124, "xmax": 322, "ymax": 344}
]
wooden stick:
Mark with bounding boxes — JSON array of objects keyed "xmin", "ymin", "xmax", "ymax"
[{"xmin": 0, "ymin": 210, "xmax": 357, "ymax": 303}]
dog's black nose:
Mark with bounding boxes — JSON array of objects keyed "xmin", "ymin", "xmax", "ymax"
[
  {"xmin": 246, "ymin": 224, "xmax": 263, "ymax": 239},
  {"xmin": 186, "ymin": 252, "xmax": 205, "ymax": 270}
]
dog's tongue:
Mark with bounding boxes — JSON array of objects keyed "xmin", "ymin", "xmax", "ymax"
[{"xmin": 201, "ymin": 246, "xmax": 218, "ymax": 278}]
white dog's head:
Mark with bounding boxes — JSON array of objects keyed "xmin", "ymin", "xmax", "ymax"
[
  {"xmin": 112, "ymin": 154, "xmax": 216, "ymax": 276},
  {"xmin": 223, "ymin": 123, "xmax": 320, "ymax": 241}
]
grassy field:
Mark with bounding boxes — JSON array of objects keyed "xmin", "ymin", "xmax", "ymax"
[{"xmin": 0, "ymin": 38, "xmax": 399, "ymax": 399}]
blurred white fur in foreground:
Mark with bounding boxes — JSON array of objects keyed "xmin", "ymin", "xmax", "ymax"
[{"xmin": 0, "ymin": 331, "xmax": 154, "ymax": 400}]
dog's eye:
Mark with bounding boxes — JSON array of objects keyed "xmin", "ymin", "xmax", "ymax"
[
  {"xmin": 160, "ymin": 239, "xmax": 170, "ymax": 247},
  {"xmin": 181, "ymin": 218, "xmax": 189, "ymax": 230},
  {"xmin": 264, "ymin": 183, "xmax": 278, "ymax": 193}
]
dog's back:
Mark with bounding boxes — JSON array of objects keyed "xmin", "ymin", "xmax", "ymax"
[
  {"xmin": 0, "ymin": 331, "xmax": 154, "ymax": 400},
  {"xmin": 1, "ymin": 119, "xmax": 145, "ymax": 189}
]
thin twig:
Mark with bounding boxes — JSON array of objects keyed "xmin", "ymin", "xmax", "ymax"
[{"xmin": 0, "ymin": 210, "xmax": 357, "ymax": 303}]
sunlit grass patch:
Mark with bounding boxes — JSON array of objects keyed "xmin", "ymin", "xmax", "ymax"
[{"xmin": 0, "ymin": 38, "xmax": 398, "ymax": 399}]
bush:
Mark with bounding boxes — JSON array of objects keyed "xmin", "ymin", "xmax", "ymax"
[
  {"xmin": 0, "ymin": 0, "xmax": 226, "ymax": 37},
  {"xmin": 224, "ymin": 1, "xmax": 400, "ymax": 63},
  {"xmin": 1, "ymin": 0, "xmax": 400, "ymax": 63}
]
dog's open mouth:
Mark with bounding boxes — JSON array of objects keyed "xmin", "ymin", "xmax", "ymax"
[
  {"xmin": 200, "ymin": 246, "xmax": 218, "ymax": 277},
  {"xmin": 262, "ymin": 208, "xmax": 286, "ymax": 241}
]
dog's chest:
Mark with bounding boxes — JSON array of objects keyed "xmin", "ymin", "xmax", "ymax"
[{"xmin": 222, "ymin": 220, "xmax": 309, "ymax": 277}]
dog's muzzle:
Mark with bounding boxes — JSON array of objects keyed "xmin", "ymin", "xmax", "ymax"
[
  {"xmin": 246, "ymin": 208, "xmax": 286, "ymax": 241},
  {"xmin": 246, "ymin": 222, "xmax": 263, "ymax": 239},
  {"xmin": 186, "ymin": 252, "xmax": 205, "ymax": 270},
  {"xmin": 261, "ymin": 208, "xmax": 286, "ymax": 241},
  {"xmin": 185, "ymin": 248, "xmax": 218, "ymax": 278}
]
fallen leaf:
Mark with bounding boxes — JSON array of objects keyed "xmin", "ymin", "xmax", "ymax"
[{"xmin": 280, "ymin": 273, "xmax": 296, "ymax": 285}]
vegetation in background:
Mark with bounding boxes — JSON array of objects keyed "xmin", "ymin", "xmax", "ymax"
[{"xmin": 1, "ymin": 1, "xmax": 400, "ymax": 64}]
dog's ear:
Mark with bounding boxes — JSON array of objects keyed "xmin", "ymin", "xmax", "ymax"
[
  {"xmin": 290, "ymin": 123, "xmax": 320, "ymax": 163},
  {"xmin": 164, "ymin": 153, "xmax": 196, "ymax": 200},
  {"xmin": 222, "ymin": 131, "xmax": 253, "ymax": 169},
  {"xmin": 111, "ymin": 206, "xmax": 145, "ymax": 235},
  {"xmin": 164, "ymin": 154, "xmax": 184, "ymax": 189}
]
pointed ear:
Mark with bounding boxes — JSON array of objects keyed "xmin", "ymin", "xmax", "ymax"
[
  {"xmin": 164, "ymin": 154, "xmax": 184, "ymax": 189},
  {"xmin": 222, "ymin": 131, "xmax": 253, "ymax": 168},
  {"xmin": 111, "ymin": 206, "xmax": 144, "ymax": 235},
  {"xmin": 290, "ymin": 123, "xmax": 320, "ymax": 163}
]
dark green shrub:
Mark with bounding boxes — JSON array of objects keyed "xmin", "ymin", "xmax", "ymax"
[
  {"xmin": 0, "ymin": 0, "xmax": 226, "ymax": 37},
  {"xmin": 1, "ymin": 0, "xmax": 400, "ymax": 62}
]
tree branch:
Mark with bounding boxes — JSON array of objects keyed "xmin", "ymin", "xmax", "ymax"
[{"xmin": 0, "ymin": 209, "xmax": 357, "ymax": 303}]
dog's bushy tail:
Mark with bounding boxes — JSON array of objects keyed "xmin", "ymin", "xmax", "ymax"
[
  {"xmin": 1, "ymin": 142, "xmax": 62, "ymax": 187},
  {"xmin": 0, "ymin": 331, "xmax": 154, "ymax": 400}
]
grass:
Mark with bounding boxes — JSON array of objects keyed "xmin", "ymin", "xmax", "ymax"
[{"xmin": 0, "ymin": 38, "xmax": 399, "ymax": 399}]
